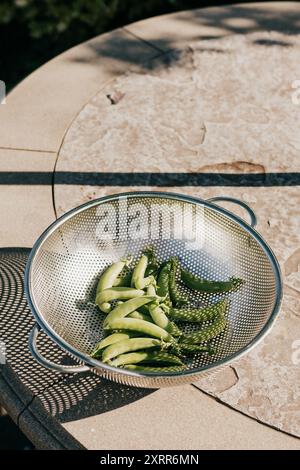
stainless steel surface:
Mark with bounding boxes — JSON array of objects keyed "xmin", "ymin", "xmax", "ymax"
[
  {"xmin": 207, "ymin": 196, "xmax": 257, "ymax": 228},
  {"xmin": 29, "ymin": 324, "xmax": 90, "ymax": 374},
  {"xmin": 25, "ymin": 192, "xmax": 282, "ymax": 388}
]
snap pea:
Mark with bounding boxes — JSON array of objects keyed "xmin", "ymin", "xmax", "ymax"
[
  {"xmin": 181, "ymin": 268, "xmax": 244, "ymax": 293},
  {"xmin": 96, "ymin": 287, "xmax": 144, "ymax": 306},
  {"xmin": 108, "ymin": 351, "xmax": 150, "ymax": 367},
  {"xmin": 142, "ymin": 247, "xmax": 158, "ymax": 266},
  {"xmin": 131, "ymin": 253, "xmax": 150, "ymax": 289},
  {"xmin": 148, "ymin": 303, "xmax": 182, "ymax": 337},
  {"xmin": 140, "ymin": 350, "xmax": 184, "ymax": 366},
  {"xmin": 104, "ymin": 296, "xmax": 156, "ymax": 326},
  {"xmin": 113, "ymin": 270, "xmax": 132, "ymax": 287},
  {"xmin": 99, "ymin": 302, "xmax": 112, "ymax": 313},
  {"xmin": 108, "ymin": 350, "xmax": 183, "ymax": 367},
  {"xmin": 139, "ymin": 275, "xmax": 156, "ymax": 289},
  {"xmin": 144, "ymin": 247, "xmax": 159, "ymax": 277},
  {"xmin": 132, "ymin": 247, "xmax": 159, "ymax": 290},
  {"xmin": 171, "ymin": 343, "xmax": 216, "ymax": 356},
  {"xmin": 128, "ymin": 310, "xmax": 154, "ymax": 322},
  {"xmin": 169, "ymin": 299, "xmax": 228, "ymax": 322},
  {"xmin": 147, "ymin": 283, "xmax": 156, "ymax": 296},
  {"xmin": 96, "ymin": 258, "xmax": 132, "ymax": 312},
  {"xmin": 104, "ymin": 318, "xmax": 173, "ymax": 341},
  {"xmin": 145, "ymin": 263, "xmax": 159, "ymax": 277},
  {"xmin": 179, "ymin": 313, "xmax": 227, "ymax": 344},
  {"xmin": 91, "ymin": 332, "xmax": 135, "ymax": 358},
  {"xmin": 96, "ymin": 257, "xmax": 131, "ymax": 294},
  {"xmin": 156, "ymin": 262, "xmax": 171, "ymax": 298},
  {"xmin": 90, "ymin": 247, "xmax": 239, "ymax": 371},
  {"xmin": 169, "ymin": 258, "xmax": 189, "ymax": 306},
  {"xmin": 124, "ymin": 365, "xmax": 186, "ymax": 373},
  {"xmin": 160, "ymin": 302, "xmax": 171, "ymax": 314},
  {"xmin": 137, "ymin": 304, "xmax": 150, "ymax": 316},
  {"xmin": 102, "ymin": 337, "xmax": 161, "ymax": 362}
]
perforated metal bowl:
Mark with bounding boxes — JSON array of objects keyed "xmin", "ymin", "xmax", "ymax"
[{"xmin": 25, "ymin": 192, "xmax": 282, "ymax": 388}]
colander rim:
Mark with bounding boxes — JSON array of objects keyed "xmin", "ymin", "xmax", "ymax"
[{"xmin": 25, "ymin": 191, "xmax": 282, "ymax": 379}]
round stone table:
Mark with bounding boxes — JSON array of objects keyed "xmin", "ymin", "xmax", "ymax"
[{"xmin": 1, "ymin": 2, "xmax": 300, "ymax": 449}]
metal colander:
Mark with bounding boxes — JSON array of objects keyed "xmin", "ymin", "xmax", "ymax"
[{"xmin": 25, "ymin": 192, "xmax": 282, "ymax": 388}]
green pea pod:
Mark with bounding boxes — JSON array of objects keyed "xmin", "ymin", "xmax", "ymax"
[
  {"xmin": 108, "ymin": 350, "xmax": 183, "ymax": 367},
  {"xmin": 169, "ymin": 258, "xmax": 189, "ymax": 306},
  {"xmin": 147, "ymin": 283, "xmax": 157, "ymax": 296},
  {"xmin": 140, "ymin": 275, "xmax": 156, "ymax": 289},
  {"xmin": 91, "ymin": 332, "xmax": 136, "ymax": 358},
  {"xmin": 137, "ymin": 304, "xmax": 150, "ymax": 316},
  {"xmin": 142, "ymin": 247, "xmax": 157, "ymax": 266},
  {"xmin": 113, "ymin": 270, "xmax": 133, "ymax": 287},
  {"xmin": 160, "ymin": 302, "xmax": 171, "ymax": 313},
  {"xmin": 96, "ymin": 257, "xmax": 132, "ymax": 294},
  {"xmin": 169, "ymin": 299, "xmax": 228, "ymax": 322},
  {"xmin": 144, "ymin": 247, "xmax": 159, "ymax": 276},
  {"xmin": 108, "ymin": 351, "xmax": 150, "ymax": 367},
  {"xmin": 102, "ymin": 337, "xmax": 161, "ymax": 362},
  {"xmin": 104, "ymin": 318, "xmax": 173, "ymax": 342},
  {"xmin": 145, "ymin": 263, "xmax": 159, "ymax": 277},
  {"xmin": 124, "ymin": 365, "xmax": 186, "ymax": 373},
  {"xmin": 140, "ymin": 350, "xmax": 184, "ymax": 366},
  {"xmin": 104, "ymin": 296, "xmax": 156, "ymax": 326},
  {"xmin": 96, "ymin": 258, "xmax": 132, "ymax": 312},
  {"xmin": 128, "ymin": 310, "xmax": 154, "ymax": 322},
  {"xmin": 148, "ymin": 303, "xmax": 182, "ymax": 337},
  {"xmin": 171, "ymin": 343, "xmax": 216, "ymax": 356},
  {"xmin": 156, "ymin": 262, "xmax": 171, "ymax": 298},
  {"xmin": 99, "ymin": 302, "xmax": 112, "ymax": 313},
  {"xmin": 179, "ymin": 314, "xmax": 227, "ymax": 344},
  {"xmin": 96, "ymin": 287, "xmax": 145, "ymax": 305},
  {"xmin": 132, "ymin": 250, "xmax": 156, "ymax": 290},
  {"xmin": 181, "ymin": 268, "xmax": 244, "ymax": 293}
]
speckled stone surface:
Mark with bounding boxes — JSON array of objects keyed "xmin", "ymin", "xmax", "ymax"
[
  {"xmin": 55, "ymin": 30, "xmax": 300, "ymax": 437},
  {"xmin": 56, "ymin": 31, "xmax": 300, "ymax": 180}
]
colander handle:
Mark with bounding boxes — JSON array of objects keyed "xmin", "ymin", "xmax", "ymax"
[
  {"xmin": 29, "ymin": 324, "xmax": 90, "ymax": 374},
  {"xmin": 207, "ymin": 196, "xmax": 257, "ymax": 228}
]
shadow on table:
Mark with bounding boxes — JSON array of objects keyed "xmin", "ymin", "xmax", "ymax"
[
  {"xmin": 69, "ymin": 3, "xmax": 300, "ymax": 72},
  {"xmin": 37, "ymin": 372, "xmax": 155, "ymax": 423},
  {"xmin": 0, "ymin": 247, "xmax": 155, "ymax": 424}
]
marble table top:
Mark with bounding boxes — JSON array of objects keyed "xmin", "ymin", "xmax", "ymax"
[{"xmin": 55, "ymin": 30, "xmax": 300, "ymax": 437}]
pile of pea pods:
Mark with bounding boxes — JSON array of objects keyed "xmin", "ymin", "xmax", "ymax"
[{"xmin": 91, "ymin": 248, "xmax": 244, "ymax": 373}]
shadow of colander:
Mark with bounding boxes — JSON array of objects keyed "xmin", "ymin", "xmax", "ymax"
[{"xmin": 0, "ymin": 247, "xmax": 155, "ymax": 421}]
